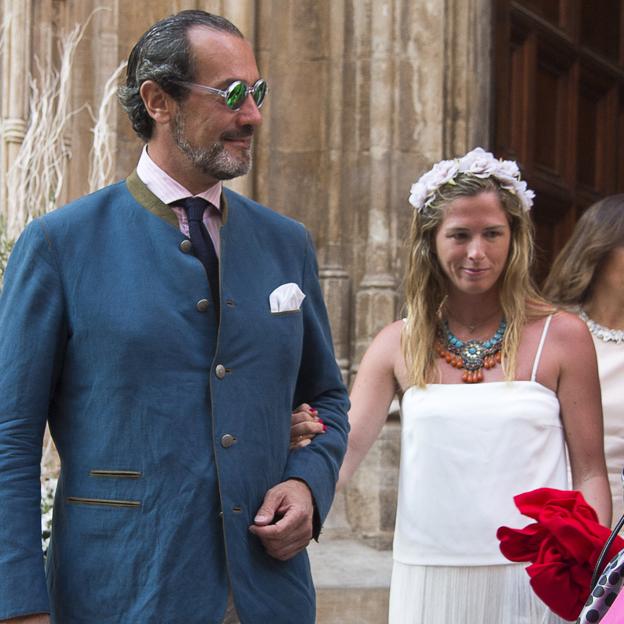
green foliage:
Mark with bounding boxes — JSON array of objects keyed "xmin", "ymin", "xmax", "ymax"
[{"xmin": 0, "ymin": 235, "xmax": 14, "ymax": 290}]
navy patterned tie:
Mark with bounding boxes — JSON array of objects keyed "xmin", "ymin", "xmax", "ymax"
[{"xmin": 179, "ymin": 197, "xmax": 220, "ymax": 324}]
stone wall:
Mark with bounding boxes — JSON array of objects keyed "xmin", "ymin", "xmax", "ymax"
[{"xmin": 0, "ymin": 0, "xmax": 492, "ymax": 546}]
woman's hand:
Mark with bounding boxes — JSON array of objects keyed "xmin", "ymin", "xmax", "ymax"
[{"xmin": 290, "ymin": 403, "xmax": 325, "ymax": 449}]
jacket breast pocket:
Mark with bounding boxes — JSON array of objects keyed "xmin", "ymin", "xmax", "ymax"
[
  {"xmin": 270, "ymin": 309, "xmax": 302, "ymax": 317},
  {"xmin": 262, "ymin": 309, "xmax": 304, "ymax": 375}
]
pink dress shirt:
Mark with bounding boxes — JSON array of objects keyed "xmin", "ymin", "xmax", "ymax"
[{"xmin": 135, "ymin": 146, "xmax": 222, "ymax": 257}]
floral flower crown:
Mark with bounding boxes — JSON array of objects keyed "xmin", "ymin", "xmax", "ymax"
[{"xmin": 408, "ymin": 147, "xmax": 535, "ymax": 213}]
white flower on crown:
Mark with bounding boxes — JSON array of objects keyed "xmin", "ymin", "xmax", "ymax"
[
  {"xmin": 409, "ymin": 159, "xmax": 458, "ymax": 211},
  {"xmin": 494, "ymin": 158, "xmax": 522, "ymax": 186},
  {"xmin": 408, "ymin": 147, "xmax": 534, "ymax": 213},
  {"xmin": 457, "ymin": 147, "xmax": 498, "ymax": 178}
]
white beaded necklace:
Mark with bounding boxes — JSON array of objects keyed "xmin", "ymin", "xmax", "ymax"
[{"xmin": 580, "ymin": 310, "xmax": 624, "ymax": 344}]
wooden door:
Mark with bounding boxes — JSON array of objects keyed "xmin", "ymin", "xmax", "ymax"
[{"xmin": 494, "ymin": 0, "xmax": 624, "ymax": 282}]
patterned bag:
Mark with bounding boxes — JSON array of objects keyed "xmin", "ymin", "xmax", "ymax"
[{"xmin": 577, "ymin": 513, "xmax": 624, "ymax": 623}]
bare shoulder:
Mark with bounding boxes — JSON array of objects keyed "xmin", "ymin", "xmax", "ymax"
[
  {"xmin": 361, "ymin": 320, "xmax": 404, "ymax": 368},
  {"xmin": 544, "ymin": 310, "xmax": 596, "ymax": 369},
  {"xmin": 548, "ymin": 310, "xmax": 592, "ymax": 344},
  {"xmin": 375, "ymin": 319, "xmax": 405, "ymax": 343}
]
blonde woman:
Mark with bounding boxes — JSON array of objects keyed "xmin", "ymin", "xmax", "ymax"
[
  {"xmin": 543, "ymin": 195, "xmax": 624, "ymax": 526},
  {"xmin": 293, "ymin": 148, "xmax": 610, "ymax": 623}
]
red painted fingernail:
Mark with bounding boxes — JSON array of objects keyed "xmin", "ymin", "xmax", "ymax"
[
  {"xmin": 318, "ymin": 417, "xmax": 324, "ymax": 424},
  {"xmin": 311, "ymin": 408, "xmax": 318, "ymax": 414},
  {"xmin": 322, "ymin": 424, "xmax": 327, "ymax": 432}
]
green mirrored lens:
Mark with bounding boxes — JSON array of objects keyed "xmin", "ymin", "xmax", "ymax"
[
  {"xmin": 226, "ymin": 81, "xmax": 247, "ymax": 109},
  {"xmin": 253, "ymin": 80, "xmax": 267, "ymax": 108}
]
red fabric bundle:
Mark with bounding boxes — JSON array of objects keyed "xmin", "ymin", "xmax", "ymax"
[{"xmin": 496, "ymin": 488, "xmax": 624, "ymax": 621}]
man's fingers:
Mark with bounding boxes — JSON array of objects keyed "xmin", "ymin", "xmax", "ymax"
[
  {"xmin": 264, "ymin": 538, "xmax": 310, "ymax": 560},
  {"xmin": 249, "ymin": 518, "xmax": 312, "ymax": 561},
  {"xmin": 251, "ymin": 480, "xmax": 314, "ymax": 559},
  {"xmin": 251, "ymin": 504, "xmax": 311, "ymax": 539},
  {"xmin": 253, "ymin": 490, "xmax": 284, "ymax": 526}
]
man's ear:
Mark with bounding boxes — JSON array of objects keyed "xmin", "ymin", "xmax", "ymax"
[{"xmin": 140, "ymin": 80, "xmax": 176, "ymax": 126}]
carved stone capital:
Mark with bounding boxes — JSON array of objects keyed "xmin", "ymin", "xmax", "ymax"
[
  {"xmin": 353, "ymin": 272, "xmax": 398, "ymax": 367},
  {"xmin": 1, "ymin": 117, "xmax": 27, "ymax": 144}
]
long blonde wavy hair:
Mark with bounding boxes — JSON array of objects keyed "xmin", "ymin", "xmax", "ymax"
[
  {"xmin": 402, "ymin": 174, "xmax": 551, "ymax": 387},
  {"xmin": 542, "ymin": 194, "xmax": 624, "ymax": 308}
]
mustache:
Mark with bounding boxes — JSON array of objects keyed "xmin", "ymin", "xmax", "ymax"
[{"xmin": 221, "ymin": 126, "xmax": 254, "ymax": 141}]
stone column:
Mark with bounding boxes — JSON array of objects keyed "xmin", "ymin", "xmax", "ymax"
[
  {"xmin": 318, "ymin": 0, "xmax": 351, "ymax": 383},
  {"xmin": 221, "ymin": 0, "xmax": 256, "ymax": 199},
  {"xmin": 352, "ymin": 0, "xmax": 397, "ymax": 371},
  {"xmin": 1, "ymin": 0, "xmax": 31, "ymax": 238},
  {"xmin": 345, "ymin": 0, "xmax": 399, "ymax": 550},
  {"xmin": 342, "ymin": 0, "xmax": 492, "ymax": 549},
  {"xmin": 115, "ymin": 0, "xmax": 182, "ymax": 179},
  {"xmin": 443, "ymin": 0, "xmax": 492, "ymax": 155}
]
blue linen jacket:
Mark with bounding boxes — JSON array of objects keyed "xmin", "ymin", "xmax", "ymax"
[{"xmin": 0, "ymin": 174, "xmax": 350, "ymax": 623}]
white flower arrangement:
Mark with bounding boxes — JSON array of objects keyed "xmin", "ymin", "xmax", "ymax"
[
  {"xmin": 41, "ymin": 476, "xmax": 57, "ymax": 554},
  {"xmin": 408, "ymin": 147, "xmax": 535, "ymax": 213}
]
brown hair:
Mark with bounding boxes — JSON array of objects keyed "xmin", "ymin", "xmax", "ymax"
[{"xmin": 543, "ymin": 194, "xmax": 624, "ymax": 308}]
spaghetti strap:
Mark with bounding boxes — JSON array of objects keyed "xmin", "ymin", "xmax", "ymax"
[{"xmin": 531, "ymin": 315, "xmax": 553, "ymax": 382}]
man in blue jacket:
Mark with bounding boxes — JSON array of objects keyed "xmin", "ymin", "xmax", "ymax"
[{"xmin": 0, "ymin": 10, "xmax": 349, "ymax": 624}]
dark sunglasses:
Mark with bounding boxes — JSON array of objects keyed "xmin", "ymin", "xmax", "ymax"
[{"xmin": 173, "ymin": 78, "xmax": 268, "ymax": 111}]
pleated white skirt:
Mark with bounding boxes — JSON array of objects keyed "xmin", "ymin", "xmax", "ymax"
[{"xmin": 388, "ymin": 561, "xmax": 569, "ymax": 624}]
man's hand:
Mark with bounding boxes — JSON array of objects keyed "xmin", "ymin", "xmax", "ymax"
[
  {"xmin": 249, "ymin": 479, "xmax": 314, "ymax": 560},
  {"xmin": 1, "ymin": 615, "xmax": 50, "ymax": 623}
]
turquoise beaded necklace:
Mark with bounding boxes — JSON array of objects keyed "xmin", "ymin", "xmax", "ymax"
[{"xmin": 435, "ymin": 318, "xmax": 507, "ymax": 383}]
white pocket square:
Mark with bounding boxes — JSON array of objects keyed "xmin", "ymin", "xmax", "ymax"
[{"xmin": 269, "ymin": 283, "xmax": 305, "ymax": 313}]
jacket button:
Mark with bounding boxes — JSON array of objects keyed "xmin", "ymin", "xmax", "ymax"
[
  {"xmin": 221, "ymin": 433, "xmax": 236, "ymax": 448},
  {"xmin": 215, "ymin": 364, "xmax": 226, "ymax": 379},
  {"xmin": 196, "ymin": 299, "xmax": 210, "ymax": 312},
  {"xmin": 179, "ymin": 239, "xmax": 192, "ymax": 253}
]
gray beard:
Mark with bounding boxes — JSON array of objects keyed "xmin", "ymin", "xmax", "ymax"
[{"xmin": 173, "ymin": 111, "xmax": 252, "ymax": 180}]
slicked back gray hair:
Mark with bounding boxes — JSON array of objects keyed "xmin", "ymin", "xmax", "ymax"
[{"xmin": 118, "ymin": 10, "xmax": 243, "ymax": 142}]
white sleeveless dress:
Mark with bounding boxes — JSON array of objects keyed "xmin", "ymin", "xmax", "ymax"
[
  {"xmin": 389, "ymin": 317, "xmax": 568, "ymax": 623},
  {"xmin": 591, "ymin": 336, "xmax": 624, "ymax": 526}
]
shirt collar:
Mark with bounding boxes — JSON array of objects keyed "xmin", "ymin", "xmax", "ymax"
[{"xmin": 136, "ymin": 145, "xmax": 222, "ymax": 211}]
